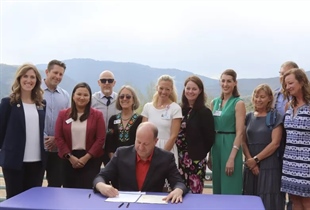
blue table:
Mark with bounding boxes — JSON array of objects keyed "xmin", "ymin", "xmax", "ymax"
[{"xmin": 0, "ymin": 187, "xmax": 265, "ymax": 210}]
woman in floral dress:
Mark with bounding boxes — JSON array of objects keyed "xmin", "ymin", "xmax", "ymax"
[{"xmin": 176, "ymin": 76, "xmax": 215, "ymax": 193}]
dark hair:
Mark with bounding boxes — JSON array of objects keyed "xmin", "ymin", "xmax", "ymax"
[
  {"xmin": 10, "ymin": 63, "xmax": 44, "ymax": 106},
  {"xmin": 47, "ymin": 59, "xmax": 66, "ymax": 71},
  {"xmin": 220, "ymin": 69, "xmax": 240, "ymax": 99},
  {"xmin": 115, "ymin": 85, "xmax": 140, "ymax": 110},
  {"xmin": 69, "ymin": 82, "xmax": 92, "ymax": 122},
  {"xmin": 181, "ymin": 75, "xmax": 206, "ymax": 110},
  {"xmin": 282, "ymin": 68, "xmax": 310, "ymax": 107}
]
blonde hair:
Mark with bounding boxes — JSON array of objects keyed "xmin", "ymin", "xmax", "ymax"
[
  {"xmin": 251, "ymin": 84, "xmax": 274, "ymax": 112},
  {"xmin": 152, "ymin": 75, "xmax": 178, "ymax": 105},
  {"xmin": 10, "ymin": 63, "xmax": 44, "ymax": 106}
]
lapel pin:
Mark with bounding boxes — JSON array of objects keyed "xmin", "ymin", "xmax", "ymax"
[{"xmin": 17, "ymin": 104, "xmax": 20, "ymax": 107}]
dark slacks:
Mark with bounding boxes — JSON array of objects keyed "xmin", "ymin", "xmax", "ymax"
[
  {"xmin": 45, "ymin": 151, "xmax": 65, "ymax": 187},
  {"xmin": 2, "ymin": 161, "xmax": 44, "ymax": 199},
  {"xmin": 101, "ymin": 150, "xmax": 110, "ymax": 166},
  {"xmin": 63, "ymin": 150, "xmax": 102, "ymax": 189}
]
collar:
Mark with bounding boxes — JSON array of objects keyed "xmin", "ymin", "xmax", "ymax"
[
  {"xmin": 99, "ymin": 92, "xmax": 116, "ymax": 99},
  {"xmin": 42, "ymin": 79, "xmax": 60, "ymax": 93},
  {"xmin": 136, "ymin": 150, "xmax": 154, "ymax": 163}
]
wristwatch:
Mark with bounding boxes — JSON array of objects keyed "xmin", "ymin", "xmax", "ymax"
[
  {"xmin": 253, "ymin": 156, "xmax": 260, "ymax": 164},
  {"xmin": 64, "ymin": 153, "xmax": 72, "ymax": 159}
]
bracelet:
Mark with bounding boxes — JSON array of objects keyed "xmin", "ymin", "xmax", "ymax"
[
  {"xmin": 233, "ymin": 145, "xmax": 239, "ymax": 150},
  {"xmin": 253, "ymin": 156, "xmax": 260, "ymax": 164}
]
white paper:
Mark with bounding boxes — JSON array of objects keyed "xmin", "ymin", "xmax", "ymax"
[
  {"xmin": 105, "ymin": 193, "xmax": 142, "ymax": 203},
  {"xmin": 118, "ymin": 191, "xmax": 146, "ymax": 195},
  {"xmin": 136, "ymin": 195, "xmax": 168, "ymax": 204}
]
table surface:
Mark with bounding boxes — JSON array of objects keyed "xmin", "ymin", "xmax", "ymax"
[{"xmin": 0, "ymin": 187, "xmax": 265, "ymax": 210}]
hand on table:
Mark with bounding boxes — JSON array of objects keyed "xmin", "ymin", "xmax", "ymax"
[
  {"xmin": 96, "ymin": 182, "xmax": 119, "ymax": 197},
  {"xmin": 163, "ymin": 188, "xmax": 183, "ymax": 204}
]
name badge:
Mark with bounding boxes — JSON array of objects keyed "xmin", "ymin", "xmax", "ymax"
[
  {"xmin": 114, "ymin": 119, "xmax": 121, "ymax": 124},
  {"xmin": 66, "ymin": 118, "xmax": 73, "ymax": 124},
  {"xmin": 213, "ymin": 110, "xmax": 222, "ymax": 116},
  {"xmin": 161, "ymin": 114, "xmax": 171, "ymax": 120},
  {"xmin": 37, "ymin": 106, "xmax": 43, "ymax": 110}
]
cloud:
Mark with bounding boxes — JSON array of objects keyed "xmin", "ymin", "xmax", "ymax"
[{"xmin": 1, "ymin": 0, "xmax": 309, "ymax": 78}]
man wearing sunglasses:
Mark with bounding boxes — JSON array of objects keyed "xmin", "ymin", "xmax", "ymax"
[{"xmin": 92, "ymin": 70, "xmax": 120, "ymax": 165}]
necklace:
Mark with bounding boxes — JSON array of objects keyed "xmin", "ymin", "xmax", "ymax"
[
  {"xmin": 158, "ymin": 103, "xmax": 170, "ymax": 109},
  {"xmin": 121, "ymin": 113, "xmax": 133, "ymax": 121},
  {"xmin": 117, "ymin": 113, "xmax": 138, "ymax": 142}
]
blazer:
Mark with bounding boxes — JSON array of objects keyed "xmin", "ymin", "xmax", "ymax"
[
  {"xmin": 55, "ymin": 108, "xmax": 106, "ymax": 159},
  {"xmin": 0, "ymin": 97, "xmax": 46, "ymax": 170},
  {"xmin": 93, "ymin": 146, "xmax": 188, "ymax": 195},
  {"xmin": 183, "ymin": 106, "xmax": 215, "ymax": 160}
]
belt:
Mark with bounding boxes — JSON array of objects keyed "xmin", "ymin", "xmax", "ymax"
[{"xmin": 216, "ymin": 131, "xmax": 236, "ymax": 134}]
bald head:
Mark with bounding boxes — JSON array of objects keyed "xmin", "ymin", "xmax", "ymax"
[
  {"xmin": 99, "ymin": 70, "xmax": 115, "ymax": 79},
  {"xmin": 137, "ymin": 122, "xmax": 158, "ymax": 139},
  {"xmin": 97, "ymin": 70, "xmax": 116, "ymax": 96},
  {"xmin": 135, "ymin": 122, "xmax": 158, "ymax": 161}
]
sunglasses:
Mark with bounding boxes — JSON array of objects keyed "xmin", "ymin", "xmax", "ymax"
[
  {"xmin": 100, "ymin": 78, "xmax": 114, "ymax": 84},
  {"xmin": 119, "ymin": 94, "xmax": 132, "ymax": 100}
]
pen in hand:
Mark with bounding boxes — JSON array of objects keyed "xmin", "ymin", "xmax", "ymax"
[{"xmin": 118, "ymin": 203, "xmax": 124, "ymax": 208}]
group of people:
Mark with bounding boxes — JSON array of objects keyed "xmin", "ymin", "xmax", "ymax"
[
  {"xmin": 242, "ymin": 61, "xmax": 310, "ymax": 210},
  {"xmin": 0, "ymin": 60, "xmax": 309, "ymax": 209}
]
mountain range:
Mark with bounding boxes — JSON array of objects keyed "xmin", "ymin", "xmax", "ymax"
[{"xmin": 0, "ymin": 58, "xmax": 297, "ymax": 105}]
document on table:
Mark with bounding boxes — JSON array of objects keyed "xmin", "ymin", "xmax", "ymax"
[
  {"xmin": 105, "ymin": 191, "xmax": 145, "ymax": 203},
  {"xmin": 136, "ymin": 195, "xmax": 168, "ymax": 204}
]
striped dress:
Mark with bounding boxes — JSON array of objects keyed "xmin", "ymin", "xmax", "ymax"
[{"xmin": 281, "ymin": 104, "xmax": 310, "ymax": 197}]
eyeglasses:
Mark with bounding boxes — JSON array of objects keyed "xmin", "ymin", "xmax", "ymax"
[
  {"xmin": 100, "ymin": 78, "xmax": 114, "ymax": 84},
  {"xmin": 119, "ymin": 94, "xmax": 132, "ymax": 100}
]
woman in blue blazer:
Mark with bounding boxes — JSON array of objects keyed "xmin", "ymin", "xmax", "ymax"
[{"xmin": 0, "ymin": 63, "xmax": 46, "ymax": 199}]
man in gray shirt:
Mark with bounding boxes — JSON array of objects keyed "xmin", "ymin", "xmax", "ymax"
[
  {"xmin": 92, "ymin": 70, "xmax": 119, "ymax": 165},
  {"xmin": 42, "ymin": 60, "xmax": 70, "ymax": 187}
]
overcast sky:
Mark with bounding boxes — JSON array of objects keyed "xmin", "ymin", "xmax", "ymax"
[{"xmin": 1, "ymin": 0, "xmax": 309, "ymax": 79}]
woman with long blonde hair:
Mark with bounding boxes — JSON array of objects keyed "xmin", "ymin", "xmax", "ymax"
[{"xmin": 141, "ymin": 75, "xmax": 182, "ymax": 166}]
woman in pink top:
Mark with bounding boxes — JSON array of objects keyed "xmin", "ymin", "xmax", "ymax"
[{"xmin": 55, "ymin": 82, "xmax": 105, "ymax": 189}]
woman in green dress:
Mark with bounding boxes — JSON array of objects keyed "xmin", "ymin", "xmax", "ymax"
[{"xmin": 208, "ymin": 69, "xmax": 246, "ymax": 194}]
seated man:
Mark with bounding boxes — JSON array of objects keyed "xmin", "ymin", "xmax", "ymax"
[{"xmin": 93, "ymin": 122, "xmax": 188, "ymax": 203}]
